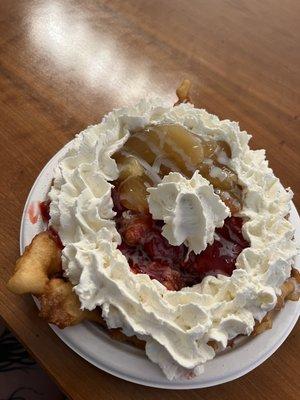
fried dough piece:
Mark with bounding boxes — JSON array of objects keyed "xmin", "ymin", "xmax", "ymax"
[
  {"xmin": 7, "ymin": 232, "xmax": 62, "ymax": 295},
  {"xmin": 207, "ymin": 340, "xmax": 218, "ymax": 351},
  {"xmin": 275, "ymin": 277, "xmax": 299, "ymax": 310},
  {"xmin": 252, "ymin": 310, "xmax": 275, "ymax": 336},
  {"xmin": 39, "ymin": 278, "xmax": 103, "ymax": 329},
  {"xmin": 39, "ymin": 278, "xmax": 145, "ymax": 348},
  {"xmin": 175, "ymin": 79, "xmax": 191, "ymax": 105},
  {"xmin": 291, "ymin": 267, "xmax": 300, "ymax": 283}
]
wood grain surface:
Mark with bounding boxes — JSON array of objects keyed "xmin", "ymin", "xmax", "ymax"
[{"xmin": 0, "ymin": 0, "xmax": 299, "ymax": 399}]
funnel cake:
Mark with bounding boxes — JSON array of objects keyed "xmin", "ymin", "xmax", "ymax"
[{"xmin": 8, "ymin": 84, "xmax": 299, "ymax": 380}]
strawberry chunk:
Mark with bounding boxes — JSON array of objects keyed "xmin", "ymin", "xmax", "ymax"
[{"xmin": 120, "ymin": 215, "xmax": 152, "ymax": 246}]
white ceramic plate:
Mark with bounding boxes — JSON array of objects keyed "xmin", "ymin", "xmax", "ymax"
[{"xmin": 20, "ymin": 143, "xmax": 300, "ymax": 389}]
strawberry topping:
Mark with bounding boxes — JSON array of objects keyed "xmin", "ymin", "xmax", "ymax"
[{"xmin": 114, "ymin": 190, "xmax": 249, "ymax": 291}]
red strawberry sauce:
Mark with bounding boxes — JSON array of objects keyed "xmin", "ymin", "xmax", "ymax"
[
  {"xmin": 112, "ymin": 188, "xmax": 249, "ymax": 291},
  {"xmin": 39, "ymin": 200, "xmax": 63, "ymax": 249},
  {"xmin": 39, "ymin": 200, "xmax": 51, "ymax": 223}
]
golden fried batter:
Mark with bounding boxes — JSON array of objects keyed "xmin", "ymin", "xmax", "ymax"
[
  {"xmin": 39, "ymin": 278, "xmax": 103, "ymax": 329},
  {"xmin": 175, "ymin": 79, "xmax": 191, "ymax": 105},
  {"xmin": 39, "ymin": 278, "xmax": 145, "ymax": 349},
  {"xmin": 252, "ymin": 310, "xmax": 275, "ymax": 336},
  {"xmin": 7, "ymin": 231, "xmax": 61, "ymax": 295},
  {"xmin": 291, "ymin": 267, "xmax": 300, "ymax": 283},
  {"xmin": 276, "ymin": 277, "xmax": 299, "ymax": 309}
]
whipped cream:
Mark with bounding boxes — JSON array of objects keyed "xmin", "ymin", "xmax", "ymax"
[
  {"xmin": 147, "ymin": 171, "xmax": 230, "ymax": 254},
  {"xmin": 48, "ymin": 99, "xmax": 297, "ymax": 380}
]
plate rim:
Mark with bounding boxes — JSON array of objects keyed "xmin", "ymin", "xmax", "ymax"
[{"xmin": 19, "ymin": 145, "xmax": 300, "ymax": 389}]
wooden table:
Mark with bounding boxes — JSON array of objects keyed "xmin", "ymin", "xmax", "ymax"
[{"xmin": 0, "ymin": 0, "xmax": 299, "ymax": 399}]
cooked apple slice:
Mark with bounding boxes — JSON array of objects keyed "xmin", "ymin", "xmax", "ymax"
[
  {"xmin": 114, "ymin": 124, "xmax": 243, "ymax": 214},
  {"xmin": 118, "ymin": 175, "xmax": 150, "ymax": 212},
  {"xmin": 116, "ymin": 154, "xmax": 144, "ymax": 181}
]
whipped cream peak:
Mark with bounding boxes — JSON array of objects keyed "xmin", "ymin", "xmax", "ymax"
[{"xmin": 147, "ymin": 171, "xmax": 230, "ymax": 254}]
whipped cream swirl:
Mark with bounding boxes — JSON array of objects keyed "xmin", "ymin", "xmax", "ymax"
[
  {"xmin": 148, "ymin": 171, "xmax": 230, "ymax": 254},
  {"xmin": 48, "ymin": 99, "xmax": 297, "ymax": 380}
]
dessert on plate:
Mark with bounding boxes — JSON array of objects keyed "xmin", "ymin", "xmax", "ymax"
[{"xmin": 8, "ymin": 81, "xmax": 299, "ymax": 380}]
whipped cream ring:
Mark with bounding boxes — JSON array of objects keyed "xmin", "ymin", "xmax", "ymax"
[{"xmin": 48, "ymin": 100, "xmax": 297, "ymax": 380}]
